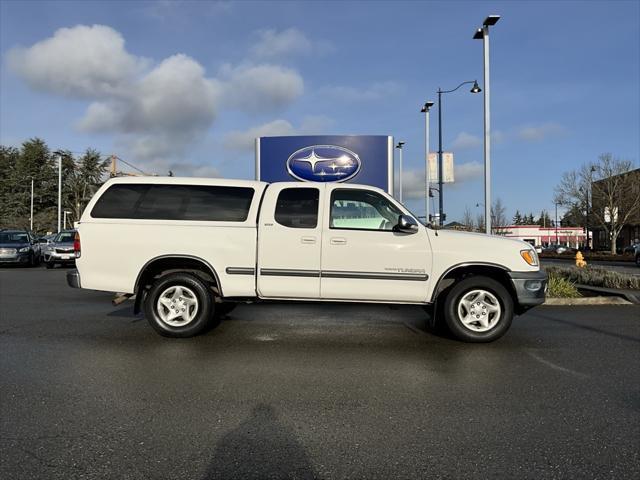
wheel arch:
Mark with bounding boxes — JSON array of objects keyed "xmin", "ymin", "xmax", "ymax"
[
  {"xmin": 430, "ymin": 262, "xmax": 515, "ymax": 304},
  {"xmin": 133, "ymin": 255, "xmax": 223, "ymax": 314}
]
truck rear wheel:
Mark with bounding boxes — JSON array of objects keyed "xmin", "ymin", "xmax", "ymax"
[
  {"xmin": 144, "ymin": 272, "xmax": 214, "ymax": 338},
  {"xmin": 441, "ymin": 275, "xmax": 513, "ymax": 342}
]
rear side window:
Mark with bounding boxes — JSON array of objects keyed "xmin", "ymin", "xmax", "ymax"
[
  {"xmin": 274, "ymin": 188, "xmax": 319, "ymax": 228},
  {"xmin": 91, "ymin": 184, "xmax": 254, "ymax": 221}
]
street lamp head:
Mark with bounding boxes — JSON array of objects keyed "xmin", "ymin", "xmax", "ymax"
[
  {"xmin": 470, "ymin": 81, "xmax": 482, "ymax": 93},
  {"xmin": 421, "ymin": 101, "xmax": 435, "ymax": 112},
  {"xmin": 473, "ymin": 28, "xmax": 483, "ymax": 40},
  {"xmin": 483, "ymin": 15, "xmax": 501, "ymax": 26},
  {"xmin": 396, "ymin": 142, "xmax": 405, "ymax": 149}
]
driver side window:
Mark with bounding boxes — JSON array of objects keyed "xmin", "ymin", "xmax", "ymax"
[{"xmin": 330, "ymin": 189, "xmax": 402, "ymax": 231}]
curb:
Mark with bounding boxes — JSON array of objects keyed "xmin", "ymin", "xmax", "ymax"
[{"xmin": 543, "ymin": 297, "xmax": 632, "ymax": 306}]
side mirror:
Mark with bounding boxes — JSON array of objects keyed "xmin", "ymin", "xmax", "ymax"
[{"xmin": 394, "ymin": 215, "xmax": 419, "ymax": 234}]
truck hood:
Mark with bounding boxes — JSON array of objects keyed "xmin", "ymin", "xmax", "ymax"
[{"xmin": 428, "ymin": 228, "xmax": 538, "ymax": 272}]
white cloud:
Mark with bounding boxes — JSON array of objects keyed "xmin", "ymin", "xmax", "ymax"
[
  {"xmin": 217, "ymin": 63, "xmax": 304, "ymax": 113},
  {"xmin": 250, "ymin": 28, "xmax": 312, "ymax": 58},
  {"xmin": 455, "ymin": 161, "xmax": 484, "ymax": 183},
  {"xmin": 249, "ymin": 27, "xmax": 332, "ymax": 59},
  {"xmin": 517, "ymin": 122, "xmax": 567, "ymax": 141},
  {"xmin": 224, "ymin": 120, "xmax": 295, "ymax": 151},
  {"xmin": 8, "ymin": 24, "xmax": 307, "ymax": 160},
  {"xmin": 78, "ymin": 54, "xmax": 220, "ymax": 159},
  {"xmin": 319, "ymin": 81, "xmax": 402, "ymax": 102},
  {"xmin": 7, "ymin": 25, "xmax": 144, "ymax": 98},
  {"xmin": 143, "ymin": 0, "xmax": 234, "ymax": 22},
  {"xmin": 223, "ymin": 116, "xmax": 333, "ymax": 151},
  {"xmin": 402, "ymin": 161, "xmax": 483, "ymax": 200},
  {"xmin": 451, "ymin": 132, "xmax": 482, "ymax": 150}
]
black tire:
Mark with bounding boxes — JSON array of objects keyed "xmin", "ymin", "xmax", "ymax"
[
  {"xmin": 214, "ymin": 302, "xmax": 237, "ymax": 318},
  {"xmin": 144, "ymin": 272, "xmax": 214, "ymax": 338},
  {"xmin": 45, "ymin": 262, "xmax": 54, "ymax": 269},
  {"xmin": 442, "ymin": 275, "xmax": 514, "ymax": 343},
  {"xmin": 28, "ymin": 253, "xmax": 36, "ymax": 267}
]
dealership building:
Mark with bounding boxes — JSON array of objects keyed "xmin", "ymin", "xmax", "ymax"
[{"xmin": 502, "ymin": 225, "xmax": 587, "ymax": 248}]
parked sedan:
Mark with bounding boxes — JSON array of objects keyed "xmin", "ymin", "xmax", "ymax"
[
  {"xmin": 43, "ymin": 230, "xmax": 77, "ymax": 269},
  {"xmin": 0, "ymin": 229, "xmax": 41, "ymax": 266}
]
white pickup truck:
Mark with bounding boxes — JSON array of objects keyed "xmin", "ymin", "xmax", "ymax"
[{"xmin": 67, "ymin": 177, "xmax": 546, "ymax": 342}]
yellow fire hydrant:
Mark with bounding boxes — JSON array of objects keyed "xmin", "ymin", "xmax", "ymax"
[{"xmin": 575, "ymin": 251, "xmax": 587, "ymax": 268}]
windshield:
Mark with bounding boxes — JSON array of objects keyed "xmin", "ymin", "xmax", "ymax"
[
  {"xmin": 0, "ymin": 232, "xmax": 29, "ymax": 244},
  {"xmin": 55, "ymin": 232, "xmax": 75, "ymax": 243}
]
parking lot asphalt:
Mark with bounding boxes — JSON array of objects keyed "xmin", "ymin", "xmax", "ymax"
[{"xmin": 1, "ymin": 266, "xmax": 639, "ymax": 479}]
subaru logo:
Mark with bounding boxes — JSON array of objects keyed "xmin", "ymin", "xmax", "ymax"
[{"xmin": 286, "ymin": 145, "xmax": 361, "ymax": 183}]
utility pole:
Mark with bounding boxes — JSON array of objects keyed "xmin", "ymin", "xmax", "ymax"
[{"xmin": 110, "ymin": 154, "xmax": 117, "ymax": 177}]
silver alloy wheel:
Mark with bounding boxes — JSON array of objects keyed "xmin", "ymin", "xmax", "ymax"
[
  {"xmin": 156, "ymin": 285, "xmax": 199, "ymax": 327},
  {"xmin": 456, "ymin": 289, "xmax": 502, "ymax": 332}
]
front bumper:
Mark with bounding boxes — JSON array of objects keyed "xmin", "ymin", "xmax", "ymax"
[
  {"xmin": 44, "ymin": 251, "xmax": 76, "ymax": 263},
  {"xmin": 67, "ymin": 269, "xmax": 81, "ymax": 288},
  {"xmin": 508, "ymin": 270, "xmax": 547, "ymax": 313},
  {"xmin": 0, "ymin": 253, "xmax": 30, "ymax": 264}
]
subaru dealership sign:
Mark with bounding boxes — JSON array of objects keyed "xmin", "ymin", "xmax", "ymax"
[{"xmin": 256, "ymin": 135, "xmax": 394, "ymax": 193}]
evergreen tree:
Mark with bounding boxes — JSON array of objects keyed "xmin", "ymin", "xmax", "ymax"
[
  {"xmin": 537, "ymin": 210, "xmax": 552, "ymax": 227},
  {"xmin": 0, "ymin": 139, "xmax": 106, "ymax": 233},
  {"xmin": 513, "ymin": 210, "xmax": 523, "ymax": 225}
]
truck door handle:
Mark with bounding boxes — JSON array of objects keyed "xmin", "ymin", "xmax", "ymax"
[
  {"xmin": 301, "ymin": 236, "xmax": 316, "ymax": 244},
  {"xmin": 330, "ymin": 237, "xmax": 347, "ymax": 245}
]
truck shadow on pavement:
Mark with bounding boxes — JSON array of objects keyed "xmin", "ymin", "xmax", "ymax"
[{"xmin": 201, "ymin": 403, "xmax": 316, "ymax": 480}]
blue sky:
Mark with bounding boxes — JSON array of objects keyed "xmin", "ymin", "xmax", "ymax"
[{"xmin": 1, "ymin": 0, "xmax": 639, "ymax": 222}]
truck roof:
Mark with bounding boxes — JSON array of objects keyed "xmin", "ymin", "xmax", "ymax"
[
  {"xmin": 104, "ymin": 176, "xmax": 267, "ymax": 189},
  {"xmin": 101, "ymin": 176, "xmax": 388, "ymax": 195}
]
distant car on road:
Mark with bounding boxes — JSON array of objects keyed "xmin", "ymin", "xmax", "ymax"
[
  {"xmin": 623, "ymin": 242, "xmax": 639, "ymax": 255},
  {"xmin": 542, "ymin": 244, "xmax": 575, "ymax": 255},
  {"xmin": 0, "ymin": 229, "xmax": 41, "ymax": 266},
  {"xmin": 44, "ymin": 230, "xmax": 77, "ymax": 269}
]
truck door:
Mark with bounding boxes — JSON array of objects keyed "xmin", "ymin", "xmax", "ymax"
[
  {"xmin": 320, "ymin": 185, "xmax": 430, "ymax": 303},
  {"xmin": 257, "ymin": 184, "xmax": 325, "ymax": 298}
]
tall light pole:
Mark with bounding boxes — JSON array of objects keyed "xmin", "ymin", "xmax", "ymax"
[
  {"xmin": 63, "ymin": 210, "xmax": 72, "ymax": 230},
  {"xmin": 555, "ymin": 202, "xmax": 560, "ymax": 245},
  {"xmin": 437, "ymin": 81, "xmax": 482, "ymax": 225},
  {"xmin": 395, "ymin": 141, "xmax": 405, "ymax": 203},
  {"xmin": 30, "ymin": 178, "xmax": 34, "ymax": 231},
  {"xmin": 57, "ymin": 153, "xmax": 62, "ymax": 233},
  {"xmin": 474, "ymin": 15, "xmax": 500, "ymax": 235},
  {"xmin": 421, "ymin": 101, "xmax": 434, "ymax": 222}
]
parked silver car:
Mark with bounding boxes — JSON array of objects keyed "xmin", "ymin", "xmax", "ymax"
[{"xmin": 43, "ymin": 230, "xmax": 77, "ymax": 269}]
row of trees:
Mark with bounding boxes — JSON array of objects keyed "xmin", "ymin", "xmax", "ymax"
[
  {"xmin": 459, "ymin": 202, "xmax": 576, "ymax": 234},
  {"xmin": 512, "ymin": 210, "xmax": 554, "ymax": 227},
  {"xmin": 555, "ymin": 153, "xmax": 640, "ymax": 254},
  {"xmin": 459, "ymin": 198, "xmax": 509, "ymax": 234},
  {"xmin": 0, "ymin": 138, "xmax": 108, "ymax": 234}
]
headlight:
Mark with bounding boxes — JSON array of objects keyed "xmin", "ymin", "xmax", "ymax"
[
  {"xmin": 520, "ymin": 249, "xmax": 538, "ymax": 266},
  {"xmin": 18, "ymin": 246, "xmax": 30, "ymax": 253}
]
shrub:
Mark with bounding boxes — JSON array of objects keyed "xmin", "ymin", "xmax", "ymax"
[
  {"xmin": 545, "ymin": 266, "xmax": 640, "ymax": 290},
  {"xmin": 547, "ymin": 272, "xmax": 581, "ymax": 298}
]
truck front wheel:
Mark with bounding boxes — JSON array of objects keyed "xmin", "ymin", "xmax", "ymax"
[
  {"xmin": 441, "ymin": 275, "xmax": 513, "ymax": 342},
  {"xmin": 144, "ymin": 272, "xmax": 214, "ymax": 338}
]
